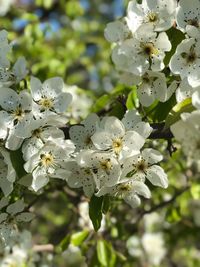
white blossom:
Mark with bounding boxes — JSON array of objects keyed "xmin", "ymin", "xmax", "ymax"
[
  {"xmin": 141, "ymin": 233, "xmax": 166, "ymax": 265},
  {"xmin": 69, "ymin": 113, "xmax": 100, "ymax": 151},
  {"xmin": 126, "ymin": 0, "xmax": 176, "ymax": 33},
  {"xmin": 96, "ymin": 180, "xmax": 151, "ymax": 208},
  {"xmin": 171, "ymin": 110, "xmax": 200, "ymax": 163},
  {"xmin": 30, "ymin": 76, "xmax": 72, "ymax": 117},
  {"xmin": 24, "ymin": 140, "xmax": 75, "ymax": 191},
  {"xmin": 0, "ymin": 88, "xmax": 33, "ymax": 140},
  {"xmin": 64, "ymin": 84, "xmax": 94, "ymax": 120},
  {"xmin": 0, "ymin": 198, "xmax": 34, "ymax": 225},
  {"xmin": 169, "ymin": 38, "xmax": 200, "ymax": 88},
  {"xmin": 121, "ymin": 148, "xmax": 168, "ymax": 188},
  {"xmin": 91, "ymin": 116, "xmax": 146, "ymax": 161},
  {"xmin": 112, "ymin": 24, "xmax": 171, "ymax": 76},
  {"xmin": 176, "ymin": 0, "xmax": 200, "ymax": 38},
  {"xmin": 0, "ymin": 0, "xmax": 14, "ymax": 16},
  {"xmin": 77, "ymin": 150, "xmax": 121, "ymax": 189},
  {"xmin": 22, "ymin": 117, "xmax": 65, "ymax": 161}
]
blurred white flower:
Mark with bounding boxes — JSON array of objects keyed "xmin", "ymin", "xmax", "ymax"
[
  {"xmin": 64, "ymin": 84, "xmax": 94, "ymax": 121},
  {"xmin": 141, "ymin": 232, "xmax": 166, "ymax": 265},
  {"xmin": 0, "ymin": 0, "xmax": 14, "ymax": 16}
]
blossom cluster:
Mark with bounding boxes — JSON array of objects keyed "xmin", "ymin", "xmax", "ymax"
[
  {"xmin": 0, "ymin": 29, "xmax": 168, "ymax": 213},
  {"xmin": 68, "ymin": 111, "xmax": 168, "ymax": 208},
  {"xmin": 105, "ymin": 0, "xmax": 200, "ymax": 166},
  {"xmin": 1, "ymin": 0, "xmax": 200, "ymax": 258}
]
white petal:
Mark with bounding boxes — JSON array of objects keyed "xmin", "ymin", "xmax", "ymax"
[
  {"xmin": 42, "ymin": 77, "xmax": 64, "ymax": 97},
  {"xmin": 16, "ymin": 212, "xmax": 35, "ymax": 222},
  {"xmin": 54, "ymin": 92, "xmax": 72, "ymax": 112},
  {"xmin": 138, "ymin": 82, "xmax": 155, "ymax": 107},
  {"xmin": 0, "ymin": 178, "xmax": 13, "ymax": 196},
  {"xmin": 192, "ymin": 90, "xmax": 200, "ymax": 109},
  {"xmin": 122, "ymin": 109, "xmax": 141, "ymax": 130},
  {"xmin": 0, "ymin": 213, "xmax": 8, "ymax": 223},
  {"xmin": 12, "ymin": 57, "xmax": 27, "ymax": 82},
  {"xmin": 0, "ymin": 87, "xmax": 19, "ymax": 111},
  {"xmin": 31, "ymin": 175, "xmax": 49, "ymax": 192},
  {"xmin": 146, "ymin": 165, "xmax": 168, "ymax": 188},
  {"xmin": 131, "ymin": 181, "xmax": 151, "ymax": 198},
  {"xmin": 30, "ymin": 76, "xmax": 43, "ymax": 101},
  {"xmin": 133, "ymin": 122, "xmax": 152, "ymax": 139},
  {"xmin": 104, "ymin": 21, "xmax": 129, "ymax": 43},
  {"xmin": 142, "ymin": 148, "xmax": 163, "ymax": 164},
  {"xmin": 0, "ymin": 197, "xmax": 9, "ymax": 209},
  {"xmin": 6, "ymin": 199, "xmax": 25, "ymax": 215},
  {"xmin": 19, "ymin": 90, "xmax": 32, "ymax": 111},
  {"xmin": 124, "ymin": 194, "xmax": 141, "ymax": 208}
]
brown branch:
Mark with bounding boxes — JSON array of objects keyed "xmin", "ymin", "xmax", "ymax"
[
  {"xmin": 135, "ymin": 186, "xmax": 190, "ymax": 223},
  {"xmin": 61, "ymin": 122, "xmax": 174, "ymax": 140},
  {"xmin": 149, "ymin": 123, "xmax": 174, "ymax": 139},
  {"xmin": 33, "ymin": 244, "xmax": 54, "ymax": 252}
]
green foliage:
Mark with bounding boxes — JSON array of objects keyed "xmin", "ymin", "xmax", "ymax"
[
  {"xmin": 165, "ymin": 98, "xmax": 195, "ymax": 127},
  {"xmin": 89, "ymin": 195, "xmax": 104, "ymax": 232}
]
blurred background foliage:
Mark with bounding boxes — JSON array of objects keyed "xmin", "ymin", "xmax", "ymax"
[
  {"xmin": 1, "ymin": 0, "xmax": 128, "ymax": 94},
  {"xmin": 1, "ymin": 1, "xmax": 200, "ymax": 267}
]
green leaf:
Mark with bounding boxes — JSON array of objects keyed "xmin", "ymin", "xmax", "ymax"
[
  {"xmin": 97, "ymin": 240, "xmax": 117, "ymax": 267},
  {"xmin": 89, "ymin": 195, "xmax": 104, "ymax": 232},
  {"xmin": 151, "ymin": 95, "xmax": 176, "ymax": 122},
  {"xmin": 165, "ymin": 98, "xmax": 195, "ymax": 127},
  {"xmin": 59, "ymin": 234, "xmax": 71, "ymax": 252},
  {"xmin": 97, "ymin": 240, "xmax": 107, "ymax": 266},
  {"xmin": 126, "ymin": 87, "xmax": 138, "ymax": 109},
  {"xmin": 166, "ymin": 206, "xmax": 181, "ymax": 223},
  {"xmin": 102, "ymin": 195, "xmax": 110, "ymax": 214},
  {"xmin": 91, "ymin": 94, "xmax": 110, "ymax": 113},
  {"xmin": 10, "ymin": 149, "xmax": 26, "ymax": 179},
  {"xmin": 164, "ymin": 27, "xmax": 185, "ymax": 65},
  {"xmin": 115, "ymin": 251, "xmax": 127, "ymax": 262},
  {"xmin": 109, "ymin": 101, "xmax": 125, "ymax": 119},
  {"xmin": 190, "ymin": 184, "xmax": 200, "ymax": 200},
  {"xmin": 71, "ymin": 230, "xmax": 89, "ymax": 246}
]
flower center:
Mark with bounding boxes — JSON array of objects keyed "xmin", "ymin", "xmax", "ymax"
[
  {"xmin": 136, "ymin": 160, "xmax": 148, "ymax": 172},
  {"xmin": 13, "ymin": 106, "xmax": 25, "ymax": 124},
  {"xmin": 112, "ymin": 138, "xmax": 123, "ymax": 154},
  {"xmin": 181, "ymin": 47, "xmax": 197, "ymax": 64},
  {"xmin": 196, "ymin": 140, "xmax": 200, "ymax": 150},
  {"xmin": 147, "ymin": 12, "xmax": 158, "ymax": 23},
  {"xmin": 40, "ymin": 153, "xmax": 54, "ymax": 167},
  {"xmin": 142, "ymin": 73, "xmax": 151, "ymax": 83},
  {"xmin": 84, "ymin": 135, "xmax": 92, "ymax": 145},
  {"xmin": 84, "ymin": 168, "xmax": 91, "ymax": 175},
  {"xmin": 100, "ymin": 159, "xmax": 112, "ymax": 172},
  {"xmin": 39, "ymin": 97, "xmax": 54, "ymax": 109},
  {"xmin": 187, "ymin": 19, "xmax": 199, "ymax": 28},
  {"xmin": 118, "ymin": 183, "xmax": 132, "ymax": 192},
  {"xmin": 142, "ymin": 43, "xmax": 159, "ymax": 57},
  {"xmin": 32, "ymin": 128, "xmax": 42, "ymax": 138}
]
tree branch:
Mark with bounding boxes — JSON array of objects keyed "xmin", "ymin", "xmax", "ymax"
[
  {"xmin": 149, "ymin": 122, "xmax": 174, "ymax": 139},
  {"xmin": 135, "ymin": 186, "xmax": 190, "ymax": 223}
]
